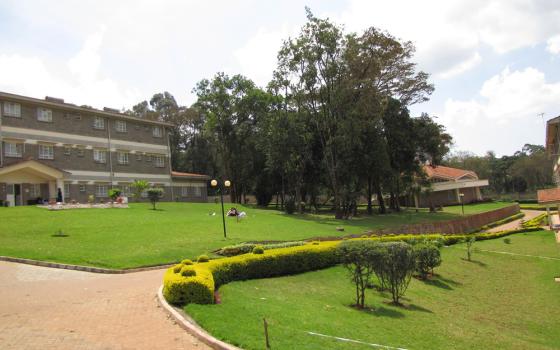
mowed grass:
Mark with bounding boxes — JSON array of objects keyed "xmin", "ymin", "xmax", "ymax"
[
  {"xmin": 0, "ymin": 201, "xmax": 511, "ymax": 269},
  {"xmin": 185, "ymin": 230, "xmax": 560, "ymax": 350}
]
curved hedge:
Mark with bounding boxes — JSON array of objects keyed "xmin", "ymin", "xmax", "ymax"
[
  {"xmin": 163, "ymin": 241, "xmax": 340, "ymax": 305},
  {"xmin": 163, "ymin": 227, "xmax": 544, "ymax": 306}
]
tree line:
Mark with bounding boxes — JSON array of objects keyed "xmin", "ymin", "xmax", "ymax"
[
  {"xmin": 126, "ymin": 9, "xmax": 454, "ymax": 218},
  {"xmin": 444, "ymin": 144, "xmax": 554, "ymax": 196}
]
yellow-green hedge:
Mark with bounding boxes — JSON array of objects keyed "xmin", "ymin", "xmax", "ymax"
[
  {"xmin": 163, "ymin": 228, "xmax": 544, "ymax": 306},
  {"xmin": 163, "ymin": 241, "xmax": 339, "ymax": 305}
]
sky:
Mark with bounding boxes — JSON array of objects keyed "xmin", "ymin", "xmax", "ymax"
[{"xmin": 0, "ymin": 0, "xmax": 559, "ymax": 156}]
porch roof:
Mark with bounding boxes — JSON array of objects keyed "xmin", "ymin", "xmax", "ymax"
[{"xmin": 0, "ymin": 159, "xmax": 68, "ymax": 182}]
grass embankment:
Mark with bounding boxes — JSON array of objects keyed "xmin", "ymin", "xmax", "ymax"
[
  {"xmin": 186, "ymin": 230, "xmax": 560, "ymax": 350},
  {"xmin": 0, "ymin": 202, "xmax": 511, "ymax": 269}
]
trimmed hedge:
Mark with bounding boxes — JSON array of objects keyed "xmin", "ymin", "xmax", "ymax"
[
  {"xmin": 163, "ymin": 241, "xmax": 340, "ymax": 305},
  {"xmin": 216, "ymin": 241, "xmax": 305, "ymax": 256},
  {"xmin": 474, "ymin": 212, "xmax": 524, "ymax": 232},
  {"xmin": 163, "ymin": 227, "xmax": 545, "ymax": 306},
  {"xmin": 522, "ymin": 213, "xmax": 547, "ymax": 228}
]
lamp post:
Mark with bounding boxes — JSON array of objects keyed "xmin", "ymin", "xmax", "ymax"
[
  {"xmin": 211, "ymin": 179, "xmax": 231, "ymax": 238},
  {"xmin": 459, "ymin": 192, "xmax": 465, "ymax": 216}
]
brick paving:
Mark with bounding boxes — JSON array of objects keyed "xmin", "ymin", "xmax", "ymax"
[{"xmin": 0, "ymin": 261, "xmax": 210, "ymax": 350}]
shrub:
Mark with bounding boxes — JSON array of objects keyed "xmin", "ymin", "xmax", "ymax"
[
  {"xmin": 108, "ymin": 188, "xmax": 122, "ymax": 202},
  {"xmin": 172, "ymin": 264, "xmax": 183, "ymax": 273},
  {"xmin": 377, "ymin": 242, "xmax": 416, "ymax": 305},
  {"xmin": 338, "ymin": 240, "xmax": 383, "ymax": 308},
  {"xmin": 413, "ymin": 243, "xmax": 442, "ymax": 279},
  {"xmin": 503, "ymin": 238, "xmax": 511, "ymax": 244},
  {"xmin": 521, "ymin": 213, "xmax": 547, "ymax": 228},
  {"xmin": 285, "ymin": 197, "xmax": 296, "ymax": 214},
  {"xmin": 252, "ymin": 245, "xmax": 265, "ymax": 254},
  {"xmin": 216, "ymin": 241, "xmax": 305, "ymax": 256},
  {"xmin": 163, "ymin": 241, "xmax": 339, "ymax": 305},
  {"xmin": 197, "ymin": 255, "xmax": 210, "ymax": 263},
  {"xmin": 146, "ymin": 187, "xmax": 164, "ymax": 210},
  {"xmin": 465, "ymin": 236, "xmax": 476, "ymax": 261},
  {"xmin": 180, "ymin": 266, "xmax": 197, "ymax": 277},
  {"xmin": 181, "ymin": 259, "xmax": 194, "ymax": 265}
]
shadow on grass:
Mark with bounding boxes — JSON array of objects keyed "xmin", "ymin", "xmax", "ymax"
[
  {"xmin": 51, "ymin": 234, "xmax": 69, "ymax": 237},
  {"xmin": 407, "ymin": 304, "xmax": 433, "ymax": 313},
  {"xmin": 461, "ymin": 258, "xmax": 487, "ymax": 267},
  {"xmin": 368, "ymin": 305, "xmax": 405, "ymax": 318},
  {"xmin": 424, "ymin": 278, "xmax": 453, "ymax": 290}
]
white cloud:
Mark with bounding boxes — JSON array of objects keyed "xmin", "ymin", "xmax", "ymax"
[
  {"xmin": 440, "ymin": 67, "xmax": 560, "ymax": 154},
  {"xmin": 546, "ymin": 34, "xmax": 560, "ymax": 55},
  {"xmin": 438, "ymin": 53, "xmax": 482, "ymax": 79},
  {"xmin": 0, "ymin": 29, "xmax": 141, "ymax": 110}
]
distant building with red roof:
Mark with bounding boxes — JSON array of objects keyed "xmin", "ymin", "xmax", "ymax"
[{"xmin": 416, "ymin": 165, "xmax": 489, "ymax": 208}]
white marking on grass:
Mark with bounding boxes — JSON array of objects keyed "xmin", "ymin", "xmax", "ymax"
[
  {"xmin": 454, "ymin": 247, "xmax": 560, "ymax": 261},
  {"xmin": 307, "ymin": 331, "xmax": 408, "ymax": 350}
]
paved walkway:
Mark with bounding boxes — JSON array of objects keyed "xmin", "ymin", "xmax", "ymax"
[
  {"xmin": 486, "ymin": 209, "xmax": 543, "ymax": 232},
  {"xmin": 0, "ymin": 261, "xmax": 210, "ymax": 350}
]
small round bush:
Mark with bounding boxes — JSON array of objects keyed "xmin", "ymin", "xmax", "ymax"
[
  {"xmin": 311, "ymin": 242, "xmax": 320, "ymax": 245},
  {"xmin": 173, "ymin": 264, "xmax": 184, "ymax": 273},
  {"xmin": 197, "ymin": 255, "xmax": 210, "ymax": 263},
  {"xmin": 252, "ymin": 245, "xmax": 265, "ymax": 254},
  {"xmin": 180, "ymin": 266, "xmax": 197, "ymax": 277},
  {"xmin": 181, "ymin": 259, "xmax": 194, "ymax": 265},
  {"xmin": 503, "ymin": 238, "xmax": 511, "ymax": 244}
]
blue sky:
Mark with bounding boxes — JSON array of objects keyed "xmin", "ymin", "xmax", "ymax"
[{"xmin": 0, "ymin": 0, "xmax": 559, "ymax": 156}]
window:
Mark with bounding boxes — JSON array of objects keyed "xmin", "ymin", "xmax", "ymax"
[
  {"xmin": 79, "ymin": 184, "xmax": 86, "ymax": 192},
  {"xmin": 95, "ymin": 184, "xmax": 108, "ymax": 197},
  {"xmin": 93, "ymin": 117, "xmax": 105, "ymax": 129},
  {"xmin": 64, "ymin": 146, "xmax": 72, "ymax": 155},
  {"xmin": 181, "ymin": 187, "xmax": 188, "ymax": 197},
  {"xmin": 154, "ymin": 155, "xmax": 165, "ymax": 168},
  {"xmin": 152, "ymin": 126, "xmax": 163, "ymax": 137},
  {"xmin": 117, "ymin": 151, "xmax": 129, "ymax": 165},
  {"xmin": 3, "ymin": 102, "xmax": 21, "ymax": 117},
  {"xmin": 29, "ymin": 184, "xmax": 41, "ymax": 198},
  {"xmin": 38, "ymin": 144, "xmax": 54, "ymax": 160},
  {"xmin": 76, "ymin": 147, "xmax": 85, "ymax": 157},
  {"xmin": 4, "ymin": 142, "xmax": 22, "ymax": 157},
  {"xmin": 194, "ymin": 186, "xmax": 202, "ymax": 197},
  {"xmin": 146, "ymin": 155, "xmax": 153, "ymax": 162},
  {"xmin": 136, "ymin": 153, "xmax": 142, "ymax": 161},
  {"xmin": 64, "ymin": 183, "xmax": 70, "ymax": 198},
  {"xmin": 115, "ymin": 120, "xmax": 127, "ymax": 133},
  {"xmin": 121, "ymin": 185, "xmax": 131, "ymax": 196},
  {"xmin": 182, "ymin": 186, "xmax": 202, "ymax": 197},
  {"xmin": 37, "ymin": 108, "xmax": 53, "ymax": 122},
  {"xmin": 93, "ymin": 149, "xmax": 107, "ymax": 163}
]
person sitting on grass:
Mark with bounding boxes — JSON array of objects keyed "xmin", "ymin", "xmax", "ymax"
[{"xmin": 227, "ymin": 207, "xmax": 239, "ymax": 217}]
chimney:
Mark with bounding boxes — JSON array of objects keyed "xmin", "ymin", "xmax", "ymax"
[
  {"xmin": 45, "ymin": 96, "xmax": 64, "ymax": 103},
  {"xmin": 103, "ymin": 107, "xmax": 120, "ymax": 113}
]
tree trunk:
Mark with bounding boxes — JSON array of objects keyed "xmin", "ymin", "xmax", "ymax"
[
  {"xmin": 376, "ymin": 184, "xmax": 386, "ymax": 214},
  {"xmin": 367, "ymin": 176, "xmax": 373, "ymax": 215}
]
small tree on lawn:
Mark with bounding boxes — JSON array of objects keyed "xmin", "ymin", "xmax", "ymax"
[
  {"xmin": 465, "ymin": 236, "xmax": 476, "ymax": 261},
  {"xmin": 131, "ymin": 180, "xmax": 150, "ymax": 202},
  {"xmin": 338, "ymin": 240, "xmax": 379, "ymax": 308},
  {"xmin": 378, "ymin": 242, "xmax": 416, "ymax": 305},
  {"xmin": 147, "ymin": 187, "xmax": 164, "ymax": 210},
  {"xmin": 413, "ymin": 243, "xmax": 442, "ymax": 279}
]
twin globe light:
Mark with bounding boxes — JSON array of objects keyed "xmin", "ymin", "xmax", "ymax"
[{"xmin": 210, "ymin": 179, "xmax": 231, "ymax": 188}]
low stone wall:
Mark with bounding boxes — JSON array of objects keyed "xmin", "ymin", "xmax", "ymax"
[{"xmin": 370, "ymin": 203, "xmax": 520, "ymax": 235}]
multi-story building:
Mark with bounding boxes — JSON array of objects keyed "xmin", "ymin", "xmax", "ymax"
[{"xmin": 0, "ymin": 91, "xmax": 208, "ymax": 206}]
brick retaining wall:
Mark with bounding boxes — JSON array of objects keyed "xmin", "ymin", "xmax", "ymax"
[{"xmin": 370, "ymin": 203, "xmax": 520, "ymax": 235}]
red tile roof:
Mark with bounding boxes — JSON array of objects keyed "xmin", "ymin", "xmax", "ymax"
[
  {"xmin": 171, "ymin": 171, "xmax": 209, "ymax": 179},
  {"xmin": 423, "ymin": 165, "xmax": 478, "ymax": 180},
  {"xmin": 538, "ymin": 188, "xmax": 560, "ymax": 204}
]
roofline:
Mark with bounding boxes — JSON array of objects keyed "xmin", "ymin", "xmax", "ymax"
[{"xmin": 0, "ymin": 91, "xmax": 173, "ymax": 127}]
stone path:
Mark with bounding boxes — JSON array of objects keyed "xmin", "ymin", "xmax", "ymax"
[
  {"xmin": 486, "ymin": 209, "xmax": 543, "ymax": 233},
  {"xmin": 0, "ymin": 261, "xmax": 210, "ymax": 350}
]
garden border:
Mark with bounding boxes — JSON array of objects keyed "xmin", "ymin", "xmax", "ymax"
[
  {"xmin": 0, "ymin": 256, "xmax": 174, "ymax": 274},
  {"xmin": 157, "ymin": 285, "xmax": 241, "ymax": 350}
]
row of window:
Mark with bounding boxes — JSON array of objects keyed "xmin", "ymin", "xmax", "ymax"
[
  {"xmin": 2, "ymin": 142, "xmax": 166, "ymax": 167},
  {"xmin": 3, "ymin": 102, "xmax": 164, "ymax": 137},
  {"xmin": 26, "ymin": 183, "xmax": 202, "ymax": 198}
]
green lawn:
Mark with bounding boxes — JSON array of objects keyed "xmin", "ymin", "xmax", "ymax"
[
  {"xmin": 0, "ymin": 201, "xmax": 511, "ymax": 269},
  {"xmin": 185, "ymin": 230, "xmax": 560, "ymax": 350}
]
